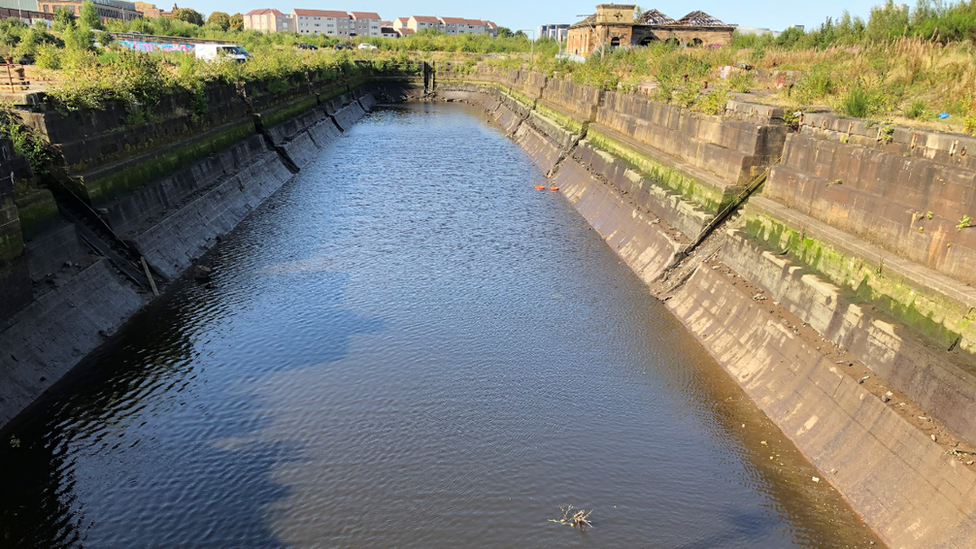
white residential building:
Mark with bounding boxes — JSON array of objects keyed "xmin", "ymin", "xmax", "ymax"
[
  {"xmin": 407, "ymin": 15, "xmax": 443, "ymax": 33},
  {"xmin": 293, "ymin": 9, "xmax": 352, "ymax": 37},
  {"xmin": 350, "ymin": 11, "xmax": 381, "ymax": 36}
]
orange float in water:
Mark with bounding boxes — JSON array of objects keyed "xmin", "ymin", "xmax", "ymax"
[
  {"xmin": 549, "ymin": 187, "xmax": 560, "ymax": 192},
  {"xmin": 534, "ymin": 185, "xmax": 546, "ymax": 190}
]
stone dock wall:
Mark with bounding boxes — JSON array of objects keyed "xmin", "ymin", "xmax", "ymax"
[
  {"xmin": 437, "ymin": 63, "xmax": 976, "ymax": 549},
  {"xmin": 0, "ymin": 73, "xmax": 420, "ymax": 429}
]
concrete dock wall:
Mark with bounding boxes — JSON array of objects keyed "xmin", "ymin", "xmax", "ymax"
[
  {"xmin": 0, "ymin": 77, "xmax": 389, "ymax": 431},
  {"xmin": 438, "ymin": 67, "xmax": 976, "ymax": 548}
]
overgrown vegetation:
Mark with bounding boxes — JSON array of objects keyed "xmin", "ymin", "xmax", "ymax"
[
  {"xmin": 6, "ymin": 0, "xmax": 976, "ymax": 133},
  {"xmin": 0, "ymin": 105, "xmax": 53, "ymax": 173}
]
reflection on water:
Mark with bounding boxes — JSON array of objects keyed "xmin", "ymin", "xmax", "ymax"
[{"xmin": 0, "ymin": 104, "xmax": 881, "ymax": 548}]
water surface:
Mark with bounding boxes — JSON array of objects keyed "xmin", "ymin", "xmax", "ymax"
[{"xmin": 0, "ymin": 103, "xmax": 881, "ymax": 548}]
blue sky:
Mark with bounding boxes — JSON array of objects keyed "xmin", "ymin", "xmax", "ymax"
[{"xmin": 189, "ymin": 0, "xmax": 889, "ymax": 34}]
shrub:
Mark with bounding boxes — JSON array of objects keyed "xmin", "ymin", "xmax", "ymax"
[
  {"xmin": 840, "ymin": 85, "xmax": 871, "ymax": 117},
  {"xmin": 904, "ymin": 99, "xmax": 926, "ymax": 119}
]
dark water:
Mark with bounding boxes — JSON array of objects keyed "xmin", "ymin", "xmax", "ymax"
[{"xmin": 0, "ymin": 104, "xmax": 881, "ymax": 548}]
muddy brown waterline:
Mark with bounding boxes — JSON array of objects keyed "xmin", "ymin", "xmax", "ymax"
[{"xmin": 0, "ymin": 103, "xmax": 882, "ymax": 548}]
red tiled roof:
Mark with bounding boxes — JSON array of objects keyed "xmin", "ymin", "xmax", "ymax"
[
  {"xmin": 394, "ymin": 16, "xmax": 408, "ymax": 25},
  {"xmin": 380, "ymin": 20, "xmax": 391, "ymax": 26},
  {"xmin": 397, "ymin": 27, "xmax": 415, "ymax": 34},
  {"xmin": 351, "ymin": 11, "xmax": 380, "ymax": 20},
  {"xmin": 293, "ymin": 9, "xmax": 348, "ymax": 18},
  {"xmin": 245, "ymin": 8, "xmax": 282, "ymax": 16},
  {"xmin": 463, "ymin": 19, "xmax": 484, "ymax": 26},
  {"xmin": 411, "ymin": 15, "xmax": 440, "ymax": 23},
  {"xmin": 439, "ymin": 16, "xmax": 467, "ymax": 25},
  {"xmin": 484, "ymin": 20, "xmax": 497, "ymax": 28}
]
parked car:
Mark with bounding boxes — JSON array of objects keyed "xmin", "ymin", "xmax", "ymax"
[
  {"xmin": 195, "ymin": 44, "xmax": 250, "ymax": 62},
  {"xmin": 333, "ymin": 43, "xmax": 350, "ymax": 50},
  {"xmin": 357, "ymin": 43, "xmax": 377, "ymax": 50},
  {"xmin": 297, "ymin": 43, "xmax": 318, "ymax": 50}
]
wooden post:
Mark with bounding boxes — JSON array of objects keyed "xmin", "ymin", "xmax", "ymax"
[{"xmin": 140, "ymin": 256, "xmax": 159, "ymax": 297}]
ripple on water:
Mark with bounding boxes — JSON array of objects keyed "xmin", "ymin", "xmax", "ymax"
[{"xmin": 0, "ymin": 103, "xmax": 880, "ymax": 549}]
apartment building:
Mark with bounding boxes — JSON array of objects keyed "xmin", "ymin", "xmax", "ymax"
[
  {"xmin": 538, "ymin": 23, "xmax": 569, "ymax": 41},
  {"xmin": 406, "ymin": 15, "xmax": 442, "ymax": 33},
  {"xmin": 293, "ymin": 8, "xmax": 351, "ymax": 36},
  {"xmin": 350, "ymin": 11, "xmax": 380, "ymax": 36},
  {"xmin": 244, "ymin": 8, "xmax": 295, "ymax": 33}
]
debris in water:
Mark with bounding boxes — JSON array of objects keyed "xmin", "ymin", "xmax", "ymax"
[{"xmin": 549, "ymin": 505, "xmax": 593, "ymax": 530}]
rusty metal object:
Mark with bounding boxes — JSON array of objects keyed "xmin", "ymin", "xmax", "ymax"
[{"xmin": 0, "ymin": 63, "xmax": 29, "ymax": 92}]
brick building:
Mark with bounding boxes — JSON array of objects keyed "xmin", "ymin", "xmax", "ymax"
[
  {"xmin": 567, "ymin": 4, "xmax": 733, "ymax": 56},
  {"xmin": 37, "ymin": 0, "xmax": 141, "ymax": 20}
]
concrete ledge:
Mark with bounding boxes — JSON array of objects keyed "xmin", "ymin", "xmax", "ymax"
[
  {"xmin": 587, "ymin": 122, "xmax": 742, "ymax": 213},
  {"xmin": 665, "ymin": 264, "xmax": 976, "ymax": 549},
  {"xmin": 745, "ymin": 196, "xmax": 976, "ymax": 357},
  {"xmin": 573, "ymin": 141, "xmax": 712, "ymax": 238},
  {"xmin": 105, "ymin": 134, "xmax": 269, "ymax": 239},
  {"xmin": 721, "ymin": 227, "xmax": 976, "ymax": 446}
]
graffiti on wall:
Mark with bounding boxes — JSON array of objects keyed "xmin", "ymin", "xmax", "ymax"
[{"xmin": 118, "ymin": 40, "xmax": 195, "ymax": 53}]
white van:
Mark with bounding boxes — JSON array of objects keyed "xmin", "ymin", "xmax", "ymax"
[{"xmin": 194, "ymin": 44, "xmax": 250, "ymax": 62}]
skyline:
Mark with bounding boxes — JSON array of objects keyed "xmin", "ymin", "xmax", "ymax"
[{"xmin": 180, "ymin": 0, "xmax": 902, "ymax": 35}]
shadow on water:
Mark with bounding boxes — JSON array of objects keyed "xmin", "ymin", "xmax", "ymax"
[
  {"xmin": 667, "ymin": 510, "xmax": 777, "ymax": 549},
  {"xmin": 0, "ymin": 177, "xmax": 385, "ymax": 548}
]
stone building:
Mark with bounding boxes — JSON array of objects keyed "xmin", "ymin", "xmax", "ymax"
[{"xmin": 567, "ymin": 4, "xmax": 733, "ymax": 56}]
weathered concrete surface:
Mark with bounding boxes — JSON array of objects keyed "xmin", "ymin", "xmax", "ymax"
[
  {"xmin": 555, "ymin": 156, "xmax": 681, "ymax": 283},
  {"xmin": 740, "ymin": 196, "xmax": 976, "ymax": 442},
  {"xmin": 332, "ymin": 101, "xmax": 367, "ymax": 132},
  {"xmin": 105, "ymin": 134, "xmax": 269, "ymax": 238},
  {"xmin": 133, "ymin": 144, "xmax": 293, "ymax": 280},
  {"xmin": 0, "ymin": 259, "xmax": 145, "ymax": 427},
  {"xmin": 0, "ymin": 84, "xmax": 382, "ymax": 431},
  {"xmin": 449, "ymin": 77, "xmax": 976, "ymax": 549},
  {"xmin": 665, "ymin": 264, "xmax": 976, "ymax": 549},
  {"xmin": 0, "ymin": 140, "xmax": 31, "ymax": 319},
  {"xmin": 766, "ymin": 132, "xmax": 976, "ymax": 287}
]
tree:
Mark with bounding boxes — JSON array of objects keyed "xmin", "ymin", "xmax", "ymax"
[
  {"xmin": 174, "ymin": 8, "xmax": 205, "ymax": 26},
  {"xmin": 496, "ymin": 26, "xmax": 513, "ymax": 38},
  {"xmin": 513, "ymin": 30, "xmax": 527, "ymax": 39},
  {"xmin": 79, "ymin": 0, "xmax": 104, "ymax": 30},
  {"xmin": 207, "ymin": 11, "xmax": 230, "ymax": 31},
  {"xmin": 229, "ymin": 12, "xmax": 243, "ymax": 31},
  {"xmin": 867, "ymin": 0, "xmax": 910, "ymax": 40},
  {"xmin": 52, "ymin": 6, "xmax": 76, "ymax": 33}
]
